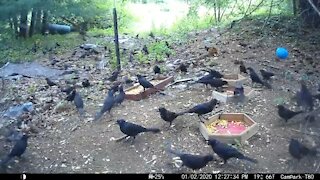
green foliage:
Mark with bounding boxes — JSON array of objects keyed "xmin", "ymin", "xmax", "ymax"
[
  {"xmin": 148, "ymin": 41, "xmax": 172, "ymax": 61},
  {"xmin": 0, "ymin": 33, "xmax": 82, "ymax": 65}
]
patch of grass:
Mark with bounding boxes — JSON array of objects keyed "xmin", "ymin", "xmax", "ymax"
[{"xmin": 0, "ymin": 33, "xmax": 83, "ymax": 65}]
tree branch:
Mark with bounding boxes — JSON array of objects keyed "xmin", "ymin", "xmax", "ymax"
[{"xmin": 307, "ymin": 0, "xmax": 320, "ymax": 17}]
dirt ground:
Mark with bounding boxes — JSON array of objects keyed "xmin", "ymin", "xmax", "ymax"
[{"xmin": 1, "ymin": 20, "xmax": 320, "ymax": 174}]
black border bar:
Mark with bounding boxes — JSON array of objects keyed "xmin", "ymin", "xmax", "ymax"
[{"xmin": 0, "ymin": 173, "xmax": 318, "ymax": 180}]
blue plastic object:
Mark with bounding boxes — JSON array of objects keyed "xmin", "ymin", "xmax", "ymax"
[
  {"xmin": 276, "ymin": 47, "xmax": 289, "ymax": 60},
  {"xmin": 4, "ymin": 102, "xmax": 33, "ymax": 119}
]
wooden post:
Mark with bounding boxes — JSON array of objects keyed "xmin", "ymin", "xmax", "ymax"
[{"xmin": 113, "ymin": 7, "xmax": 121, "ymax": 71}]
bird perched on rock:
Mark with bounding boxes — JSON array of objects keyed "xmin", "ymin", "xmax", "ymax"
[
  {"xmin": 153, "ymin": 65, "xmax": 161, "ymax": 74},
  {"xmin": 260, "ymin": 69, "xmax": 275, "ymax": 80},
  {"xmin": 179, "ymin": 99, "xmax": 219, "ymax": 121},
  {"xmin": 1, "ymin": 134, "xmax": 29, "ymax": 167},
  {"xmin": 158, "ymin": 107, "xmax": 180, "ymax": 126},
  {"xmin": 116, "ymin": 119, "xmax": 160, "ymax": 143},
  {"xmin": 289, "ymin": 139, "xmax": 317, "ymax": 160},
  {"xmin": 94, "ymin": 89, "xmax": 115, "ymax": 121},
  {"xmin": 247, "ymin": 67, "xmax": 272, "ymax": 89},
  {"xmin": 277, "ymin": 105, "xmax": 303, "ymax": 122},
  {"xmin": 166, "ymin": 143, "xmax": 214, "ymax": 170},
  {"xmin": 137, "ymin": 75, "xmax": 160, "ymax": 92},
  {"xmin": 207, "ymin": 138, "xmax": 258, "ymax": 164}
]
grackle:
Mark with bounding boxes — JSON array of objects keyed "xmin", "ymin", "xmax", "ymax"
[
  {"xmin": 177, "ymin": 63, "xmax": 188, "ymax": 73},
  {"xmin": 45, "ymin": 78, "xmax": 57, "ymax": 87},
  {"xmin": 137, "ymin": 75, "xmax": 160, "ymax": 92},
  {"xmin": 277, "ymin": 105, "xmax": 303, "ymax": 122},
  {"xmin": 247, "ymin": 67, "xmax": 272, "ymax": 89},
  {"xmin": 196, "ymin": 78, "xmax": 228, "ymax": 89},
  {"xmin": 239, "ymin": 62, "xmax": 247, "ymax": 74},
  {"xmin": 94, "ymin": 89, "xmax": 115, "ymax": 121},
  {"xmin": 108, "ymin": 70, "xmax": 120, "ymax": 82},
  {"xmin": 153, "ymin": 65, "xmax": 161, "ymax": 74},
  {"xmin": 166, "ymin": 143, "xmax": 214, "ymax": 170},
  {"xmin": 65, "ymin": 89, "xmax": 76, "ymax": 102},
  {"xmin": 260, "ymin": 69, "xmax": 275, "ymax": 80},
  {"xmin": 289, "ymin": 139, "xmax": 317, "ymax": 160},
  {"xmin": 1, "ymin": 135, "xmax": 29, "ymax": 167},
  {"xmin": 158, "ymin": 107, "xmax": 180, "ymax": 126},
  {"xmin": 114, "ymin": 85, "xmax": 125, "ymax": 105},
  {"xmin": 82, "ymin": 79, "xmax": 90, "ymax": 87},
  {"xmin": 74, "ymin": 91, "xmax": 84, "ymax": 117},
  {"xmin": 179, "ymin": 99, "xmax": 219, "ymax": 121},
  {"xmin": 116, "ymin": 119, "xmax": 160, "ymax": 143},
  {"xmin": 207, "ymin": 139, "xmax": 258, "ymax": 164}
]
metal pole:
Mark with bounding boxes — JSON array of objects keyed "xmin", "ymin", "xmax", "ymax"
[{"xmin": 113, "ymin": 1, "xmax": 121, "ymax": 71}]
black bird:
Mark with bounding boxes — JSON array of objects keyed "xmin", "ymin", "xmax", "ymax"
[
  {"xmin": 277, "ymin": 105, "xmax": 303, "ymax": 122},
  {"xmin": 142, "ymin": 45, "xmax": 149, "ymax": 55},
  {"xmin": 198, "ymin": 70, "xmax": 223, "ymax": 83},
  {"xmin": 312, "ymin": 93, "xmax": 320, "ymax": 100},
  {"xmin": 1, "ymin": 135, "xmax": 29, "ymax": 167},
  {"xmin": 196, "ymin": 78, "xmax": 228, "ymax": 88},
  {"xmin": 110, "ymin": 83, "xmax": 120, "ymax": 93},
  {"xmin": 166, "ymin": 145, "xmax": 214, "ymax": 170},
  {"xmin": 45, "ymin": 78, "xmax": 57, "ymax": 86},
  {"xmin": 74, "ymin": 91, "xmax": 84, "ymax": 117},
  {"xmin": 295, "ymin": 80, "xmax": 314, "ymax": 111},
  {"xmin": 94, "ymin": 89, "xmax": 115, "ymax": 121},
  {"xmin": 207, "ymin": 139, "xmax": 258, "ymax": 164},
  {"xmin": 108, "ymin": 70, "xmax": 120, "ymax": 82},
  {"xmin": 116, "ymin": 119, "xmax": 160, "ymax": 142},
  {"xmin": 234, "ymin": 86, "xmax": 244, "ymax": 96},
  {"xmin": 61, "ymin": 85, "xmax": 74, "ymax": 94},
  {"xmin": 114, "ymin": 85, "xmax": 125, "ymax": 105},
  {"xmin": 289, "ymin": 139, "xmax": 317, "ymax": 160},
  {"xmin": 149, "ymin": 32, "xmax": 155, "ymax": 39},
  {"xmin": 179, "ymin": 99, "xmax": 219, "ymax": 121},
  {"xmin": 177, "ymin": 63, "xmax": 188, "ymax": 73},
  {"xmin": 205, "ymin": 69, "xmax": 223, "ymax": 79},
  {"xmin": 82, "ymin": 79, "xmax": 90, "ymax": 87},
  {"xmin": 65, "ymin": 89, "xmax": 76, "ymax": 102},
  {"xmin": 239, "ymin": 62, "xmax": 247, "ymax": 74},
  {"xmin": 153, "ymin": 65, "xmax": 161, "ymax": 74},
  {"xmin": 260, "ymin": 69, "xmax": 275, "ymax": 80},
  {"xmin": 247, "ymin": 67, "xmax": 272, "ymax": 89},
  {"xmin": 158, "ymin": 107, "xmax": 180, "ymax": 126},
  {"xmin": 137, "ymin": 75, "xmax": 159, "ymax": 92}
]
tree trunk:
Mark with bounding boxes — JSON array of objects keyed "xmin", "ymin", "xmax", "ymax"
[
  {"xmin": 9, "ymin": 17, "xmax": 13, "ymax": 30},
  {"xmin": 298, "ymin": 0, "xmax": 320, "ymax": 28},
  {"xmin": 35, "ymin": 10, "xmax": 42, "ymax": 33},
  {"xmin": 292, "ymin": 0, "xmax": 297, "ymax": 15},
  {"xmin": 29, "ymin": 10, "xmax": 37, "ymax": 37},
  {"xmin": 19, "ymin": 10, "xmax": 28, "ymax": 38},
  {"xmin": 12, "ymin": 15, "xmax": 19, "ymax": 36},
  {"xmin": 42, "ymin": 10, "xmax": 49, "ymax": 35}
]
